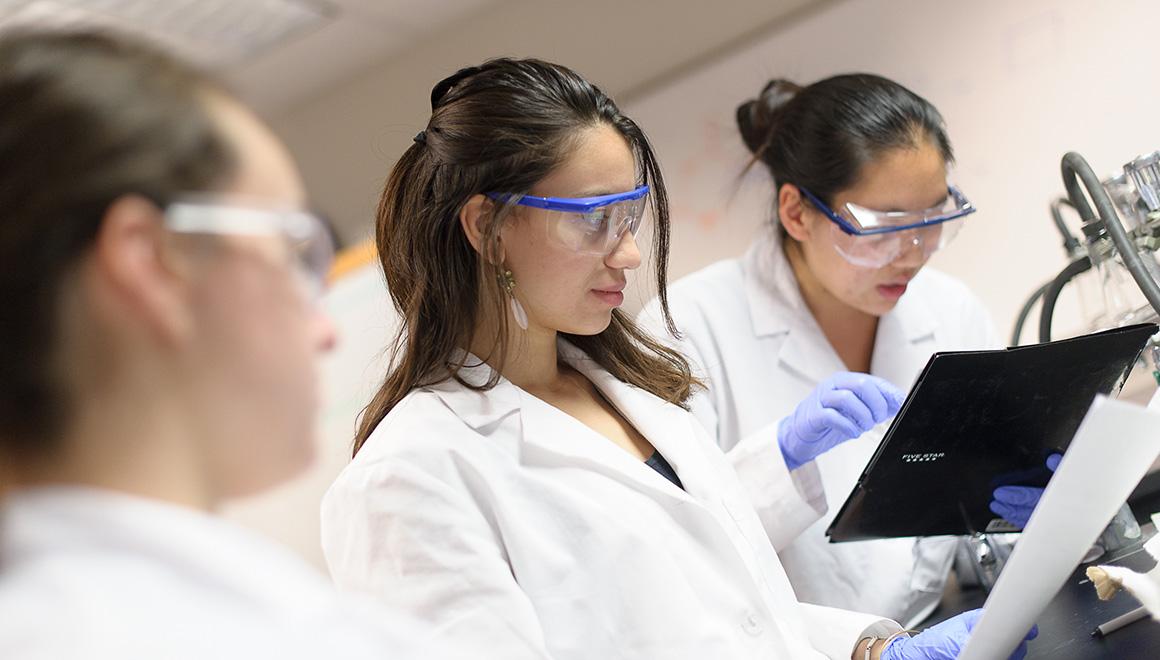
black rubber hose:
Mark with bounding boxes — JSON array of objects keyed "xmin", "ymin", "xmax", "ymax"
[
  {"xmin": 1061, "ymin": 151, "xmax": 1160, "ymax": 318},
  {"xmin": 1050, "ymin": 197, "xmax": 1082, "ymax": 256},
  {"xmin": 1011, "ymin": 281, "xmax": 1052, "ymax": 346},
  {"xmin": 1038, "ymin": 256, "xmax": 1093, "ymax": 343}
]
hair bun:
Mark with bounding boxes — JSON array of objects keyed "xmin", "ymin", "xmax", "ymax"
[
  {"xmin": 430, "ymin": 65, "xmax": 482, "ymax": 110},
  {"xmin": 736, "ymin": 78, "xmax": 801, "ymax": 156}
]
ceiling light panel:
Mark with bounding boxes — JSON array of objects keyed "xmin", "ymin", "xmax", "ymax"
[{"xmin": 0, "ymin": 0, "xmax": 336, "ymax": 66}]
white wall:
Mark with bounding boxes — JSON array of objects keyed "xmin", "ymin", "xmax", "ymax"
[{"xmin": 622, "ymin": 0, "xmax": 1160, "ymax": 340}]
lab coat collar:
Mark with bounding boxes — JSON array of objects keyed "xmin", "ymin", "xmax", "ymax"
[
  {"xmin": 742, "ymin": 229, "xmax": 845, "ymax": 384},
  {"xmin": 1, "ymin": 486, "xmax": 338, "ymax": 614},
  {"xmin": 742, "ymin": 228, "xmax": 939, "ymax": 383},
  {"xmin": 426, "ymin": 352, "xmax": 523, "ymax": 430},
  {"xmin": 429, "ymin": 342, "xmax": 711, "ymax": 504},
  {"xmin": 742, "ymin": 227, "xmax": 800, "ymax": 338}
]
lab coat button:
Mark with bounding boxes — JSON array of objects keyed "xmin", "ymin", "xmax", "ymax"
[{"xmin": 741, "ymin": 610, "xmax": 763, "ymax": 635}]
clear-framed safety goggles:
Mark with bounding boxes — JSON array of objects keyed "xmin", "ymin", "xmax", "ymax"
[
  {"xmin": 487, "ymin": 185, "xmax": 650, "ymax": 256},
  {"xmin": 799, "ymin": 185, "xmax": 976, "ymax": 268},
  {"xmin": 165, "ymin": 197, "xmax": 336, "ymax": 299}
]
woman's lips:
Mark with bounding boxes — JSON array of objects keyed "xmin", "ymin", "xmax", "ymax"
[
  {"xmin": 877, "ymin": 283, "xmax": 908, "ymax": 300},
  {"xmin": 592, "ymin": 288, "xmax": 625, "ymax": 306}
]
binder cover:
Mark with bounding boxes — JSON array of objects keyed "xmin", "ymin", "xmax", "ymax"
[{"xmin": 825, "ymin": 323, "xmax": 1158, "ymax": 543}]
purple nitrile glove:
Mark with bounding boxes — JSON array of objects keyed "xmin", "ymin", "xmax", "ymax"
[
  {"xmin": 881, "ymin": 609, "xmax": 1038, "ymax": 660},
  {"xmin": 990, "ymin": 454, "xmax": 1063, "ymax": 529},
  {"xmin": 777, "ymin": 372, "xmax": 903, "ymax": 471}
]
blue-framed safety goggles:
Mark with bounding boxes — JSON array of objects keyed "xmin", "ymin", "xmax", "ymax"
[
  {"xmin": 487, "ymin": 185, "xmax": 650, "ymax": 255},
  {"xmin": 798, "ymin": 185, "xmax": 975, "ymax": 268}
]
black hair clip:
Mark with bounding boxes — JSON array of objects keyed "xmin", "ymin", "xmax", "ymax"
[{"xmin": 429, "ymin": 65, "xmax": 482, "ymax": 110}]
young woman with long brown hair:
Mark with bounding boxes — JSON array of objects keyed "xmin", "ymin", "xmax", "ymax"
[{"xmin": 321, "ymin": 59, "xmax": 1035, "ymax": 659}]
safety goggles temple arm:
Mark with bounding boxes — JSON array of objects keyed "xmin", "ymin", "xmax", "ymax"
[
  {"xmin": 165, "ymin": 202, "xmax": 326, "ymax": 245},
  {"xmin": 798, "ymin": 186, "xmax": 862, "ymax": 236}
]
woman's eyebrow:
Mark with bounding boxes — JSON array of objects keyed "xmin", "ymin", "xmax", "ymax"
[
  {"xmin": 879, "ymin": 192, "xmax": 949, "ymax": 213},
  {"xmin": 566, "ymin": 184, "xmax": 638, "ymax": 198}
]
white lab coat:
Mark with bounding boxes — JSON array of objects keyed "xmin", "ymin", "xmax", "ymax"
[
  {"xmin": 0, "ymin": 486, "xmax": 450, "ymax": 660},
  {"xmin": 638, "ymin": 228, "xmax": 1001, "ymax": 626},
  {"xmin": 321, "ymin": 341, "xmax": 901, "ymax": 660}
]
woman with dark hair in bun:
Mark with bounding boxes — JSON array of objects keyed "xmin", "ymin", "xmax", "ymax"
[{"xmin": 640, "ymin": 74, "xmax": 1043, "ymax": 629}]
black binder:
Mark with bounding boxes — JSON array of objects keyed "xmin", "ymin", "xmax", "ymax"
[{"xmin": 825, "ymin": 323, "xmax": 1158, "ymax": 543}]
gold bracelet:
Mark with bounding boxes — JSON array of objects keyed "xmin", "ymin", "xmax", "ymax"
[
  {"xmin": 855, "ymin": 635, "xmax": 878, "ymax": 660},
  {"xmin": 857, "ymin": 628, "xmax": 918, "ymax": 660},
  {"xmin": 880, "ymin": 629, "xmax": 919, "ymax": 655}
]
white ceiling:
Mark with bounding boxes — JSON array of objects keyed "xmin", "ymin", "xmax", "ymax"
[
  {"xmin": 0, "ymin": 0, "xmax": 834, "ymax": 241},
  {"xmin": 0, "ymin": 0, "xmax": 832, "ymax": 114},
  {"xmin": 222, "ymin": 0, "xmax": 507, "ymax": 110},
  {"xmin": 0, "ymin": 0, "xmax": 508, "ymax": 111}
]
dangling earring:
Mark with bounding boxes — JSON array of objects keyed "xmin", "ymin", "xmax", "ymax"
[{"xmin": 497, "ymin": 268, "xmax": 528, "ymax": 330}]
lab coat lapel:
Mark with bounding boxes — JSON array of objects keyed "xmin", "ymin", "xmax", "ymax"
[
  {"xmin": 560, "ymin": 342, "xmax": 718, "ymax": 503},
  {"xmin": 743, "ymin": 229, "xmax": 846, "ymax": 386},
  {"xmin": 518, "ymin": 389, "xmax": 695, "ymax": 508},
  {"xmin": 775, "ymin": 323, "xmax": 848, "ymax": 386},
  {"xmin": 425, "ymin": 353, "xmax": 523, "ymax": 430},
  {"xmin": 432, "ymin": 348, "xmax": 697, "ymax": 507}
]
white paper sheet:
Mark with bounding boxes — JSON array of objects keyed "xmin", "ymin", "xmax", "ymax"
[{"xmin": 959, "ymin": 394, "xmax": 1160, "ymax": 660}]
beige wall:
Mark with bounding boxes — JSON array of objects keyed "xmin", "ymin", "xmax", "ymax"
[
  {"xmin": 622, "ymin": 0, "xmax": 1160, "ymax": 341},
  {"xmin": 273, "ymin": 0, "xmax": 1160, "ymax": 341},
  {"xmin": 269, "ymin": 0, "xmax": 829, "ymax": 245}
]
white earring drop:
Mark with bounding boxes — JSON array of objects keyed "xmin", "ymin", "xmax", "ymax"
[{"xmin": 510, "ymin": 296, "xmax": 528, "ymax": 330}]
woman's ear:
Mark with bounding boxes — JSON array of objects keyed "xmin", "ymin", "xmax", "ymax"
[
  {"xmin": 459, "ymin": 194, "xmax": 504, "ymax": 264},
  {"xmin": 777, "ymin": 183, "xmax": 813, "ymax": 243},
  {"xmin": 89, "ymin": 194, "xmax": 193, "ymax": 347}
]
